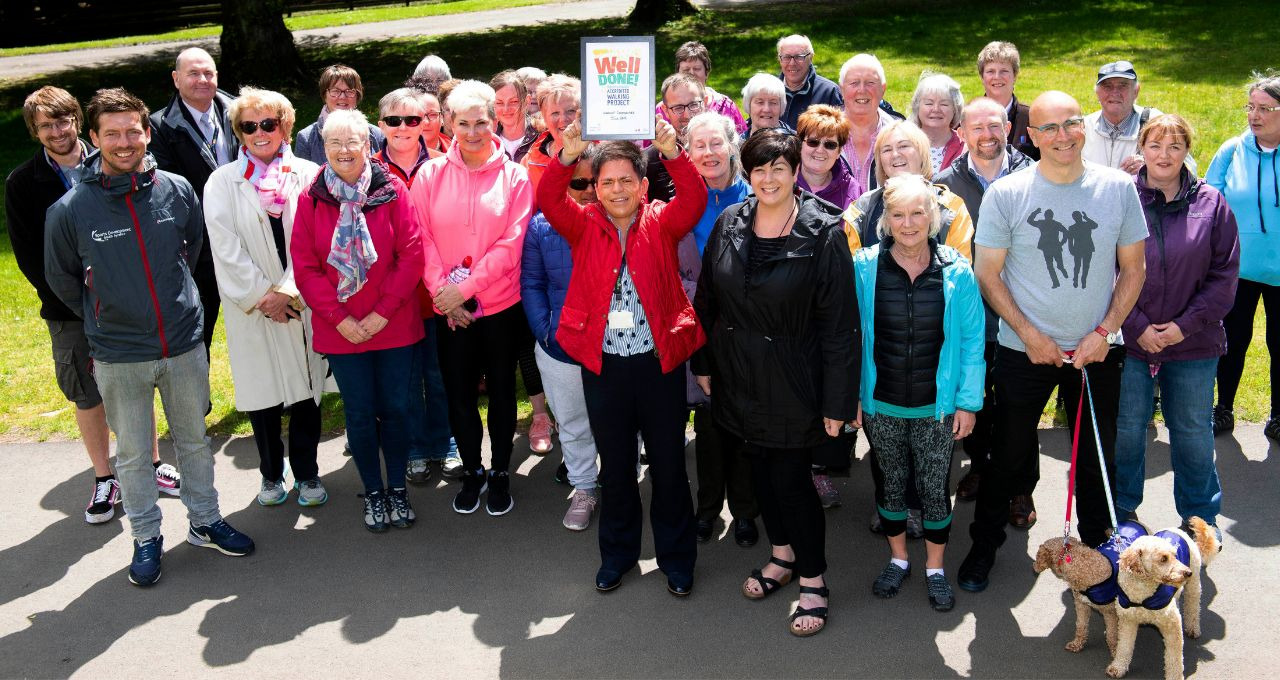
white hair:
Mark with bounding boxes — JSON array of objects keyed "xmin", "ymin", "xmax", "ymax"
[
  {"xmin": 378, "ymin": 87, "xmax": 428, "ymax": 118},
  {"xmin": 875, "ymin": 174, "xmax": 941, "ymax": 240},
  {"xmin": 910, "ymin": 72, "xmax": 965, "ymax": 130},
  {"xmin": 685, "ymin": 111, "xmax": 742, "ymax": 178},
  {"xmin": 742, "ymin": 73, "xmax": 787, "ymax": 116},
  {"xmin": 776, "ymin": 34, "xmax": 814, "ymax": 55},
  {"xmin": 446, "ymin": 80, "xmax": 497, "ymax": 120},
  {"xmin": 839, "ymin": 53, "xmax": 886, "ymax": 86},
  {"xmin": 413, "ymin": 54, "xmax": 451, "ymax": 80},
  {"xmin": 515, "ymin": 66, "xmax": 547, "ymax": 81},
  {"xmin": 322, "ymin": 108, "xmax": 370, "ymax": 143}
]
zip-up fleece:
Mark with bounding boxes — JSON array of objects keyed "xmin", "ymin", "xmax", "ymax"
[
  {"xmin": 412, "ymin": 139, "xmax": 533, "ymax": 317},
  {"xmin": 44, "ymin": 152, "xmax": 204, "ymax": 363}
]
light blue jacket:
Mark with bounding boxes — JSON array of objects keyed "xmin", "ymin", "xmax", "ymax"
[
  {"xmin": 1206, "ymin": 129, "xmax": 1280, "ymax": 284},
  {"xmin": 853, "ymin": 242, "xmax": 985, "ymax": 420}
]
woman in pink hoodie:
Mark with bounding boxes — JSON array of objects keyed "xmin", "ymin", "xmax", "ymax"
[{"xmin": 411, "ymin": 80, "xmax": 534, "ymax": 517}]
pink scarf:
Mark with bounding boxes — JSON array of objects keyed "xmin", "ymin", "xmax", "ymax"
[{"xmin": 241, "ymin": 142, "xmax": 297, "ymax": 217}]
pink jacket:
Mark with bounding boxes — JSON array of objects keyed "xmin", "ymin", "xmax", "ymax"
[
  {"xmin": 291, "ymin": 161, "xmax": 425, "ymax": 354},
  {"xmin": 412, "ymin": 139, "xmax": 533, "ymax": 316}
]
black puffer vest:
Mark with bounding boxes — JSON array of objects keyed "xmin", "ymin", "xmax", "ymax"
[{"xmin": 872, "ymin": 240, "xmax": 946, "ymax": 409}]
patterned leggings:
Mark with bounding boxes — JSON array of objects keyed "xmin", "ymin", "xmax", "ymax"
[{"xmin": 864, "ymin": 412, "xmax": 955, "ymax": 544}]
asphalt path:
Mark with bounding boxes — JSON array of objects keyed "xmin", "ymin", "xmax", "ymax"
[{"xmin": 0, "ymin": 419, "xmax": 1273, "ymax": 678}]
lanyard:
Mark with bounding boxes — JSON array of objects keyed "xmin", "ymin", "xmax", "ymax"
[{"xmin": 1060, "ymin": 364, "xmax": 1119, "ymax": 563}]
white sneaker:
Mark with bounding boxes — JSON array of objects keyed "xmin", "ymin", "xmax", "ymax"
[
  {"xmin": 295, "ymin": 479, "xmax": 328, "ymax": 507},
  {"xmin": 155, "ymin": 463, "xmax": 181, "ymax": 497},
  {"xmin": 562, "ymin": 488, "xmax": 598, "ymax": 531},
  {"xmin": 257, "ymin": 478, "xmax": 288, "ymax": 506}
]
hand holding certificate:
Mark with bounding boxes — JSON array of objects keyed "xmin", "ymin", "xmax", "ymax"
[{"xmin": 580, "ymin": 36, "xmax": 657, "ymax": 140}]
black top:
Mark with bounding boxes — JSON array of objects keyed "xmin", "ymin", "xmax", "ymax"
[
  {"xmin": 268, "ymin": 214, "xmax": 288, "ymax": 270},
  {"xmin": 872, "ymin": 239, "xmax": 946, "ymax": 408},
  {"xmin": 5, "ymin": 145, "xmax": 83, "ymax": 320},
  {"xmin": 747, "ymin": 234, "xmax": 787, "ymax": 280}
]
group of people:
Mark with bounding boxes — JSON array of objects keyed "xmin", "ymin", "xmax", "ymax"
[{"xmin": 7, "ymin": 33, "xmax": 1276, "ymax": 638}]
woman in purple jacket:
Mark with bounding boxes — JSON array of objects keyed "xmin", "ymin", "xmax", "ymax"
[
  {"xmin": 1115, "ymin": 114, "xmax": 1239, "ymax": 534},
  {"xmin": 795, "ymin": 105, "xmax": 859, "ymax": 211}
]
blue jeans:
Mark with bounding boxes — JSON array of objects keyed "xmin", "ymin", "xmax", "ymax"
[
  {"xmin": 95, "ymin": 346, "xmax": 221, "ymax": 540},
  {"xmin": 328, "ymin": 345, "xmax": 416, "ymax": 494},
  {"xmin": 408, "ymin": 320, "xmax": 457, "ymax": 462},
  {"xmin": 1115, "ymin": 356, "xmax": 1221, "ymax": 524}
]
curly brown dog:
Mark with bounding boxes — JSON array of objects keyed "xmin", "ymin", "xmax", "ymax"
[
  {"xmin": 1033, "ymin": 536, "xmax": 1120, "ymax": 654},
  {"xmin": 1105, "ymin": 517, "xmax": 1221, "ymax": 680}
]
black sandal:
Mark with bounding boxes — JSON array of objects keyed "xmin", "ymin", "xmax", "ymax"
[
  {"xmin": 789, "ymin": 584, "xmax": 830, "ymax": 637},
  {"xmin": 741, "ymin": 556, "xmax": 795, "ymax": 600}
]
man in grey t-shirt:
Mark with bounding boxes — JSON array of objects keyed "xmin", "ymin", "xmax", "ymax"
[{"xmin": 958, "ymin": 91, "xmax": 1147, "ymax": 593}]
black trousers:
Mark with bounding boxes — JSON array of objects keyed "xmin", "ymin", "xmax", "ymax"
[
  {"xmin": 435, "ymin": 303, "xmax": 523, "ymax": 473},
  {"xmin": 1218, "ymin": 278, "xmax": 1280, "ymax": 415},
  {"xmin": 246, "ymin": 398, "xmax": 322, "ymax": 483},
  {"xmin": 970, "ymin": 345, "xmax": 1124, "ymax": 549},
  {"xmin": 693, "ymin": 404, "xmax": 757, "ymax": 522},
  {"xmin": 194, "ymin": 259, "xmax": 220, "ymax": 357},
  {"xmin": 582, "ymin": 352, "xmax": 695, "ymax": 575},
  {"xmin": 961, "ymin": 341, "xmax": 999, "ymax": 473},
  {"xmin": 719, "ymin": 431, "xmax": 826, "ymax": 578}
]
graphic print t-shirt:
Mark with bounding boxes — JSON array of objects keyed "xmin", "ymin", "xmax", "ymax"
[{"xmin": 975, "ymin": 162, "xmax": 1147, "ymax": 351}]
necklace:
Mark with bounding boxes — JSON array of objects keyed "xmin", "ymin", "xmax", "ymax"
[{"xmin": 756, "ymin": 197, "xmax": 798, "ymax": 238}]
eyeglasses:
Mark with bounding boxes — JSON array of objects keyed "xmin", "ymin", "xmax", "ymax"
[
  {"xmin": 1244, "ymin": 103, "xmax": 1280, "ymax": 113},
  {"xmin": 325, "ymin": 138, "xmax": 366, "ymax": 151},
  {"xmin": 36, "ymin": 116, "xmax": 76, "ymax": 134},
  {"xmin": 569, "ymin": 178, "xmax": 594, "ymax": 191},
  {"xmin": 666, "ymin": 100, "xmax": 704, "ymax": 116},
  {"xmin": 422, "ymin": 111, "xmax": 442, "ymax": 122},
  {"xmin": 382, "ymin": 115, "xmax": 423, "ymax": 127},
  {"xmin": 778, "ymin": 52, "xmax": 812, "ymax": 63},
  {"xmin": 238, "ymin": 118, "xmax": 280, "ymax": 135},
  {"xmin": 1030, "ymin": 117, "xmax": 1085, "ymax": 135},
  {"xmin": 804, "ymin": 138, "xmax": 840, "ymax": 151},
  {"xmin": 327, "ymin": 88, "xmax": 359, "ymax": 100}
]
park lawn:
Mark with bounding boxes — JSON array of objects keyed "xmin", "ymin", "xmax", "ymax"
[
  {"xmin": 0, "ymin": 0, "xmax": 566, "ymax": 58},
  {"xmin": 1, "ymin": 0, "xmax": 1278, "ymax": 439}
]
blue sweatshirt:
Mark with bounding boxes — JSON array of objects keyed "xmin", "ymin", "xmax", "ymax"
[
  {"xmin": 693, "ymin": 178, "xmax": 749, "ymax": 254},
  {"xmin": 1206, "ymin": 129, "xmax": 1280, "ymax": 284}
]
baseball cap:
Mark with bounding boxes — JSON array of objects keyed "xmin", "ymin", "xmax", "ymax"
[{"xmin": 1096, "ymin": 61, "xmax": 1138, "ymax": 85}]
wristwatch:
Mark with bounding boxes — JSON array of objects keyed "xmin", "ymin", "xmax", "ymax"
[{"xmin": 1094, "ymin": 325, "xmax": 1119, "ymax": 344}]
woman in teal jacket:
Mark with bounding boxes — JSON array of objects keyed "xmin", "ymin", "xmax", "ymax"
[
  {"xmin": 851, "ymin": 175, "xmax": 984, "ymax": 612},
  {"xmin": 1206, "ymin": 72, "xmax": 1280, "ymax": 439}
]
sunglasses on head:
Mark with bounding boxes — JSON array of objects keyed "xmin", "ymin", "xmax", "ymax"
[
  {"xmin": 238, "ymin": 118, "xmax": 280, "ymax": 134},
  {"xmin": 568, "ymin": 178, "xmax": 594, "ymax": 191},
  {"xmin": 804, "ymin": 138, "xmax": 840, "ymax": 151},
  {"xmin": 382, "ymin": 115, "xmax": 423, "ymax": 128}
]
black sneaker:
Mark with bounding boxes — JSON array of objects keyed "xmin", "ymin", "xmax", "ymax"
[
  {"xmin": 872, "ymin": 562, "xmax": 910, "ymax": 598},
  {"xmin": 1212, "ymin": 405, "xmax": 1234, "ymax": 436},
  {"xmin": 387, "ymin": 487, "xmax": 416, "ymax": 528},
  {"xmin": 452, "ymin": 468, "xmax": 487, "ymax": 514},
  {"xmin": 363, "ymin": 490, "xmax": 390, "ymax": 532},
  {"xmin": 486, "ymin": 470, "xmax": 514, "ymax": 516},
  {"xmin": 926, "ymin": 573, "xmax": 956, "ymax": 612},
  {"xmin": 128, "ymin": 535, "xmax": 163, "ymax": 587},
  {"xmin": 1265, "ymin": 417, "xmax": 1280, "ymax": 442}
]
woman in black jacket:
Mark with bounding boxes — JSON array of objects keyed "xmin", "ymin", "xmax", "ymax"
[{"xmin": 692, "ymin": 130, "xmax": 859, "ymax": 637}]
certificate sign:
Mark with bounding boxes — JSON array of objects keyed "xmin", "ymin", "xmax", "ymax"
[{"xmin": 580, "ymin": 36, "xmax": 656, "ymax": 140}]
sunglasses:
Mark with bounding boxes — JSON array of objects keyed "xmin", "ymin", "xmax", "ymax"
[
  {"xmin": 382, "ymin": 115, "xmax": 423, "ymax": 128},
  {"xmin": 568, "ymin": 178, "xmax": 594, "ymax": 191},
  {"xmin": 804, "ymin": 138, "xmax": 840, "ymax": 151},
  {"xmin": 238, "ymin": 118, "xmax": 280, "ymax": 135}
]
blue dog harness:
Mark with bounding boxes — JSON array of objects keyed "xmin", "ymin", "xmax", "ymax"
[
  {"xmin": 1117, "ymin": 530, "xmax": 1191, "ymax": 610},
  {"xmin": 1083, "ymin": 520, "xmax": 1148, "ymax": 606}
]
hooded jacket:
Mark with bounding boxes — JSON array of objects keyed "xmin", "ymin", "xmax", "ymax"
[
  {"xmin": 538, "ymin": 150, "xmax": 708, "ymax": 375},
  {"xmin": 1121, "ymin": 168, "xmax": 1239, "ymax": 363},
  {"xmin": 842, "ymin": 183, "xmax": 976, "ymax": 260},
  {"xmin": 853, "ymin": 241, "xmax": 985, "ymax": 421},
  {"xmin": 44, "ymin": 152, "xmax": 205, "ymax": 363},
  {"xmin": 692, "ymin": 189, "xmax": 858, "ymax": 449},
  {"xmin": 291, "ymin": 160, "xmax": 425, "ymax": 355},
  {"xmin": 412, "ymin": 139, "xmax": 533, "ymax": 317},
  {"xmin": 1206, "ymin": 128, "xmax": 1280, "ymax": 285},
  {"xmin": 797, "ymin": 154, "xmax": 859, "ymax": 211}
]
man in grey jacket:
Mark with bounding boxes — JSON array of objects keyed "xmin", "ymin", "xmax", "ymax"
[{"xmin": 45, "ymin": 88, "xmax": 254, "ymax": 588}]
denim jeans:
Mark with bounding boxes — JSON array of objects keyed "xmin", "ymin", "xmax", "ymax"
[
  {"xmin": 95, "ymin": 346, "xmax": 220, "ymax": 540},
  {"xmin": 328, "ymin": 345, "xmax": 415, "ymax": 494},
  {"xmin": 408, "ymin": 320, "xmax": 457, "ymax": 462},
  {"xmin": 1115, "ymin": 356, "xmax": 1221, "ymax": 524}
]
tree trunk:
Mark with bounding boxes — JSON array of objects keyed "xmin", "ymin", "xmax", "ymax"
[
  {"xmin": 219, "ymin": 0, "xmax": 308, "ymax": 92},
  {"xmin": 627, "ymin": 0, "xmax": 698, "ymax": 27}
]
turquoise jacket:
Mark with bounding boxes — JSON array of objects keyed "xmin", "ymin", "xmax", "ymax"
[
  {"xmin": 1206, "ymin": 129, "xmax": 1280, "ymax": 285},
  {"xmin": 853, "ymin": 242, "xmax": 985, "ymax": 420}
]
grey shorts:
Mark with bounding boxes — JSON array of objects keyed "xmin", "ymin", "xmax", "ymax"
[{"xmin": 46, "ymin": 320, "xmax": 103, "ymax": 409}]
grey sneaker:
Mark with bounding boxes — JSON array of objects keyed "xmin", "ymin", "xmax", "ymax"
[
  {"xmin": 295, "ymin": 478, "xmax": 328, "ymax": 507},
  {"xmin": 873, "ymin": 562, "xmax": 910, "ymax": 598},
  {"xmin": 441, "ymin": 454, "xmax": 464, "ymax": 479},
  {"xmin": 813, "ymin": 473, "xmax": 841, "ymax": 508},
  {"xmin": 927, "ymin": 573, "xmax": 955, "ymax": 611},
  {"xmin": 387, "ymin": 487, "xmax": 416, "ymax": 528},
  {"xmin": 363, "ymin": 490, "xmax": 390, "ymax": 532},
  {"xmin": 562, "ymin": 488, "xmax": 598, "ymax": 531},
  {"xmin": 257, "ymin": 478, "xmax": 288, "ymax": 506},
  {"xmin": 406, "ymin": 459, "xmax": 431, "ymax": 485}
]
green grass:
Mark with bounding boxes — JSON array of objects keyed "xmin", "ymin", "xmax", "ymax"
[
  {"xmin": 1, "ymin": 0, "xmax": 1278, "ymax": 439},
  {"xmin": 0, "ymin": 0, "xmax": 566, "ymax": 58}
]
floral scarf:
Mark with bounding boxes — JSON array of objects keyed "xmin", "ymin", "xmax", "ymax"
[
  {"xmin": 241, "ymin": 141, "xmax": 297, "ymax": 217},
  {"xmin": 324, "ymin": 163, "xmax": 377, "ymax": 302}
]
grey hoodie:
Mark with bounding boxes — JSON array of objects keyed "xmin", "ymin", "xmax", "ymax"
[{"xmin": 44, "ymin": 151, "xmax": 205, "ymax": 363}]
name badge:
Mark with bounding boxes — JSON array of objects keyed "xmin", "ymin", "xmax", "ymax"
[{"xmin": 608, "ymin": 310, "xmax": 635, "ymax": 330}]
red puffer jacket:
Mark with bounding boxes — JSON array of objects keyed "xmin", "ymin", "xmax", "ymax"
[{"xmin": 538, "ymin": 150, "xmax": 708, "ymax": 375}]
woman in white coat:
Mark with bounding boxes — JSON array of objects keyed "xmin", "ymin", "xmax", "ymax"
[{"xmin": 205, "ymin": 87, "xmax": 329, "ymax": 508}]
